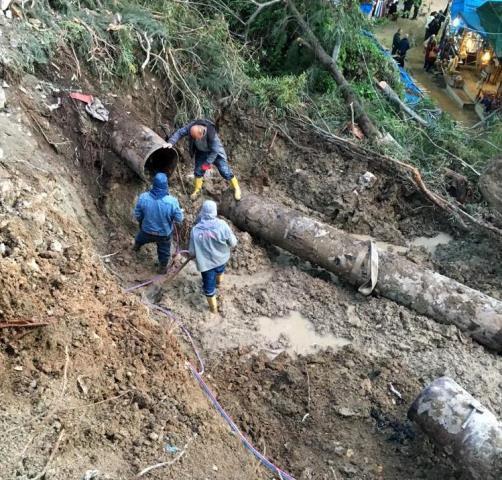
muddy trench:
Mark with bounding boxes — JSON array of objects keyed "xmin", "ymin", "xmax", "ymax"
[
  {"xmin": 59, "ymin": 91, "xmax": 502, "ymax": 480},
  {"xmin": 1, "ymin": 74, "xmax": 502, "ymax": 480}
]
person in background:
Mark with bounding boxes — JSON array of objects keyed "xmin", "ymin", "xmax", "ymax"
[
  {"xmin": 387, "ymin": 0, "xmax": 399, "ymax": 20},
  {"xmin": 425, "ymin": 11, "xmax": 444, "ymax": 40},
  {"xmin": 412, "ymin": 0, "xmax": 422, "ymax": 19},
  {"xmin": 133, "ymin": 173, "xmax": 184, "ymax": 273},
  {"xmin": 189, "ymin": 200, "xmax": 238, "ymax": 313},
  {"xmin": 397, "ymin": 33, "xmax": 411, "ymax": 67},
  {"xmin": 166, "ymin": 119, "xmax": 242, "ymax": 202},
  {"xmin": 402, "ymin": 0, "xmax": 413, "ymax": 18},
  {"xmin": 392, "ymin": 28, "xmax": 402, "ymax": 55},
  {"xmin": 441, "ymin": 36, "xmax": 457, "ymax": 61},
  {"xmin": 424, "ymin": 35, "xmax": 439, "ymax": 72},
  {"xmin": 425, "ymin": 10, "xmax": 437, "ymax": 29}
]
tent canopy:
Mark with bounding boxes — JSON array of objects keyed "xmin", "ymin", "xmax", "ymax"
[
  {"xmin": 477, "ymin": 1, "xmax": 502, "ymax": 57},
  {"xmin": 451, "ymin": 0, "xmax": 502, "ymax": 58}
]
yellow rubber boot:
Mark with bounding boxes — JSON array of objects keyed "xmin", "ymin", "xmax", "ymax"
[
  {"xmin": 229, "ymin": 177, "xmax": 241, "ymax": 201},
  {"xmin": 206, "ymin": 295, "xmax": 218, "ymax": 313},
  {"xmin": 191, "ymin": 177, "xmax": 204, "ymax": 200},
  {"xmin": 216, "ymin": 273, "xmax": 224, "ymax": 287}
]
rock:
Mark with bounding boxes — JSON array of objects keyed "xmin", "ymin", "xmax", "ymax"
[
  {"xmin": 0, "ymin": 243, "xmax": 6, "ymax": 256},
  {"xmin": 82, "ymin": 471, "xmax": 111, "ymax": 480},
  {"xmin": 340, "ymin": 464, "xmax": 358, "ymax": 476},
  {"xmin": 358, "ymin": 171, "xmax": 377, "ymax": 189},
  {"xmin": 334, "ymin": 446, "xmax": 345, "ymax": 456},
  {"xmin": 25, "ymin": 259, "xmax": 40, "ymax": 273},
  {"xmin": 148, "ymin": 432, "xmax": 159, "ymax": 441},
  {"xmin": 49, "ymin": 240, "xmax": 63, "ymax": 253},
  {"xmin": 334, "ymin": 406, "xmax": 358, "ymax": 417},
  {"xmin": 1, "ymin": 0, "xmax": 12, "ymax": 10},
  {"xmin": 480, "ymin": 158, "xmax": 502, "ymax": 215}
]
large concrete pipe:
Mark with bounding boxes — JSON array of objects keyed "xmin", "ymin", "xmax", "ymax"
[
  {"xmin": 408, "ymin": 377, "xmax": 502, "ymax": 480},
  {"xmin": 111, "ymin": 118, "xmax": 178, "ymax": 180},
  {"xmin": 220, "ymin": 193, "xmax": 502, "ymax": 351}
]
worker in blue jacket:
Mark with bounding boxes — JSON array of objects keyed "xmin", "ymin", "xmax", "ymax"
[
  {"xmin": 166, "ymin": 119, "xmax": 241, "ymax": 202},
  {"xmin": 189, "ymin": 200, "xmax": 238, "ymax": 313},
  {"xmin": 133, "ymin": 173, "xmax": 184, "ymax": 273}
]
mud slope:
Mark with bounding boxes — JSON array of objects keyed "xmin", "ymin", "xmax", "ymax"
[{"xmin": 0, "ymin": 82, "xmax": 267, "ymax": 479}]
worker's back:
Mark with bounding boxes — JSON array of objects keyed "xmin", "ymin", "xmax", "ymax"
[
  {"xmin": 134, "ymin": 173, "xmax": 183, "ymax": 237},
  {"xmin": 189, "ymin": 201, "xmax": 237, "ymax": 273}
]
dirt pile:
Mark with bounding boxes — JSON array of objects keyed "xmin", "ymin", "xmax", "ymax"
[
  {"xmin": 210, "ymin": 348, "xmax": 455, "ymax": 480},
  {"xmin": 0, "ymin": 84, "xmax": 265, "ymax": 479}
]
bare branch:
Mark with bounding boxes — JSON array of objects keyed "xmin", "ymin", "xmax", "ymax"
[
  {"xmin": 136, "ymin": 31, "xmax": 152, "ymax": 72},
  {"xmin": 332, "ymin": 31, "xmax": 341, "ymax": 61},
  {"xmin": 247, "ymin": 0, "xmax": 283, "ymax": 30}
]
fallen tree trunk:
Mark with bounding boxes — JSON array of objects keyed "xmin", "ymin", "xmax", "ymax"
[
  {"xmin": 283, "ymin": 0, "xmax": 381, "ymax": 141},
  {"xmin": 220, "ymin": 193, "xmax": 502, "ymax": 351},
  {"xmin": 375, "ymin": 80, "xmax": 429, "ymax": 127}
]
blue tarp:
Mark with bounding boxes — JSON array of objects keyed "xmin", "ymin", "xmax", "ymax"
[
  {"xmin": 362, "ymin": 30, "xmax": 424, "ymax": 105},
  {"xmin": 451, "ymin": 0, "xmax": 486, "ymax": 20},
  {"xmin": 451, "ymin": 0, "xmax": 502, "ymax": 56}
]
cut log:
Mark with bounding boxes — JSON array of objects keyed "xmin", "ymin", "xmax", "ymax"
[
  {"xmin": 375, "ymin": 80, "xmax": 429, "ymax": 127},
  {"xmin": 219, "ymin": 193, "xmax": 502, "ymax": 351}
]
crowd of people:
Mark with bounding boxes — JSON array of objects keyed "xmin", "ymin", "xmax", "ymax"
[
  {"xmin": 386, "ymin": 0, "xmax": 422, "ymax": 20},
  {"xmin": 133, "ymin": 119, "xmax": 242, "ymax": 314},
  {"xmin": 390, "ymin": 10, "xmax": 447, "ymax": 69}
]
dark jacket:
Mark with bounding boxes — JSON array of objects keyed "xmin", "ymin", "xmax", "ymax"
[
  {"xmin": 392, "ymin": 32, "xmax": 401, "ymax": 52},
  {"xmin": 398, "ymin": 38, "xmax": 411, "ymax": 56},
  {"xmin": 167, "ymin": 119, "xmax": 227, "ymax": 163}
]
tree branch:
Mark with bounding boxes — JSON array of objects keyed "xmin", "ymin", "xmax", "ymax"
[
  {"xmin": 332, "ymin": 31, "xmax": 341, "ymax": 62},
  {"xmin": 247, "ymin": 0, "xmax": 283, "ymax": 31},
  {"xmin": 284, "ymin": 0, "xmax": 380, "ymax": 140}
]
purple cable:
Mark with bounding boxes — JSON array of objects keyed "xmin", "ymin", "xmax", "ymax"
[
  {"xmin": 188, "ymin": 363, "xmax": 296, "ymax": 480},
  {"xmin": 148, "ymin": 302, "xmax": 205, "ymax": 375},
  {"xmin": 124, "ymin": 250, "xmax": 191, "ymax": 293},
  {"xmin": 124, "ymin": 229, "xmax": 294, "ymax": 478}
]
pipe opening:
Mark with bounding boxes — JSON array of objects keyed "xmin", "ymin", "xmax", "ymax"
[{"xmin": 144, "ymin": 148, "xmax": 178, "ymax": 179}]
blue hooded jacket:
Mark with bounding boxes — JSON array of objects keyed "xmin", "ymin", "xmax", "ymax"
[
  {"xmin": 134, "ymin": 173, "xmax": 184, "ymax": 237},
  {"xmin": 189, "ymin": 200, "xmax": 237, "ymax": 272}
]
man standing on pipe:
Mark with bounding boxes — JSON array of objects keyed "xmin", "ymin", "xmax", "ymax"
[
  {"xmin": 133, "ymin": 172, "xmax": 184, "ymax": 273},
  {"xmin": 165, "ymin": 119, "xmax": 242, "ymax": 201},
  {"xmin": 189, "ymin": 200, "xmax": 237, "ymax": 313}
]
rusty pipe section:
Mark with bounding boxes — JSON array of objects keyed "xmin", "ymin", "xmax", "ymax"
[
  {"xmin": 408, "ymin": 377, "xmax": 502, "ymax": 480},
  {"xmin": 111, "ymin": 118, "xmax": 178, "ymax": 180}
]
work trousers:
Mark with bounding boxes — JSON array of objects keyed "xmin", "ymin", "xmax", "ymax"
[
  {"xmin": 201, "ymin": 264, "xmax": 226, "ymax": 297},
  {"xmin": 194, "ymin": 153, "xmax": 234, "ymax": 181},
  {"xmin": 134, "ymin": 231, "xmax": 172, "ymax": 267}
]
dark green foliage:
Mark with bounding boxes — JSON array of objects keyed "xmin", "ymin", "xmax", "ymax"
[{"xmin": 5, "ymin": 0, "xmax": 501, "ymax": 180}]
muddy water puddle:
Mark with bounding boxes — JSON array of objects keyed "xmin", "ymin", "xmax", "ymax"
[
  {"xmin": 258, "ymin": 310, "xmax": 351, "ymax": 356},
  {"xmin": 353, "ymin": 232, "xmax": 453, "ymax": 256},
  {"xmin": 410, "ymin": 232, "xmax": 453, "ymax": 254}
]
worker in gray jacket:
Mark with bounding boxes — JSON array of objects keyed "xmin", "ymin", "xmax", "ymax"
[
  {"xmin": 166, "ymin": 119, "xmax": 241, "ymax": 201},
  {"xmin": 189, "ymin": 200, "xmax": 238, "ymax": 313}
]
